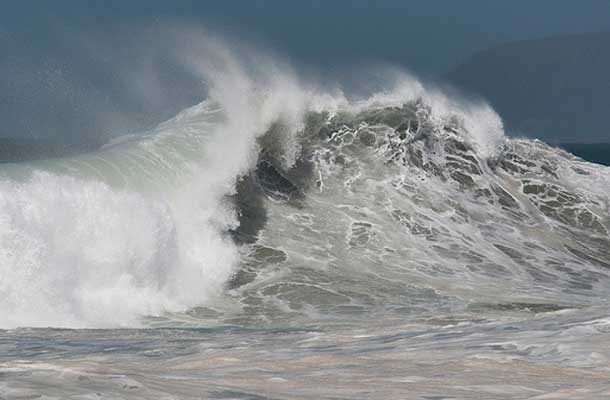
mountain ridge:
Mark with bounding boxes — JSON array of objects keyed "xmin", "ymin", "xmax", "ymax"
[{"xmin": 446, "ymin": 31, "xmax": 610, "ymax": 143}]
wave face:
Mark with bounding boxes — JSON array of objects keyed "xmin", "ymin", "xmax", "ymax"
[
  {"xmin": 227, "ymin": 102, "xmax": 610, "ymax": 329},
  {"xmin": 0, "ymin": 103, "xmax": 243, "ymax": 327},
  {"xmin": 0, "ymin": 35, "xmax": 315, "ymax": 328},
  {"xmin": 0, "ymin": 38, "xmax": 609, "ymax": 330}
]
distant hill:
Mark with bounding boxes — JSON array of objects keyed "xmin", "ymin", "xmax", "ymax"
[{"xmin": 446, "ymin": 32, "xmax": 610, "ymax": 143}]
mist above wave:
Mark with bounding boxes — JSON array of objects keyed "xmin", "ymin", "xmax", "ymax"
[{"xmin": 0, "ymin": 25, "xmax": 560, "ymax": 329}]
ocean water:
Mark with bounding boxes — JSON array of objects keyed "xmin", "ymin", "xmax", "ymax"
[
  {"xmin": 1, "ymin": 35, "xmax": 610, "ymax": 399},
  {"xmin": 560, "ymin": 143, "xmax": 610, "ymax": 167}
]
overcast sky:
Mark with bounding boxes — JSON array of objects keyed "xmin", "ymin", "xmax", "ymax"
[{"xmin": 1, "ymin": 0, "xmax": 609, "ymax": 144}]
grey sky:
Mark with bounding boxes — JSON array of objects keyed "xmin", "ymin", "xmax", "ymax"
[{"xmin": 1, "ymin": 1, "xmax": 609, "ymax": 144}]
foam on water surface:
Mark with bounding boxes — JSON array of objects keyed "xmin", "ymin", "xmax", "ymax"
[{"xmin": 1, "ymin": 28, "xmax": 609, "ymax": 399}]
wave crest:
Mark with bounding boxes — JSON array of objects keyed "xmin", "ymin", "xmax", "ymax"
[{"xmin": 3, "ymin": 27, "xmax": 578, "ymax": 329}]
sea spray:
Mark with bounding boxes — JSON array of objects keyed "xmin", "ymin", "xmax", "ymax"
[{"xmin": 0, "ymin": 27, "xmax": 552, "ymax": 329}]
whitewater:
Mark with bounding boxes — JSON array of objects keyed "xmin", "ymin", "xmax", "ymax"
[{"xmin": 1, "ymin": 31, "xmax": 610, "ymax": 399}]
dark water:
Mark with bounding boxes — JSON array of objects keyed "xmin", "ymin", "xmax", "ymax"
[
  {"xmin": 560, "ymin": 143, "xmax": 610, "ymax": 166},
  {"xmin": 0, "ymin": 137, "xmax": 94, "ymax": 163}
]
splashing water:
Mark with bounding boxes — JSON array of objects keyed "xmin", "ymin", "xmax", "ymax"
[{"xmin": 1, "ymin": 27, "xmax": 610, "ymax": 400}]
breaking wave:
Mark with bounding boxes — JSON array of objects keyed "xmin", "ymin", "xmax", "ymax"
[{"xmin": 1, "ymin": 30, "xmax": 609, "ymax": 329}]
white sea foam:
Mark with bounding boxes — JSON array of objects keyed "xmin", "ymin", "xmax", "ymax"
[{"xmin": 0, "ymin": 27, "xmax": 510, "ymax": 328}]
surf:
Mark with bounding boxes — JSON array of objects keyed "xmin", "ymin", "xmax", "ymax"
[{"xmin": 0, "ymin": 28, "xmax": 609, "ymax": 330}]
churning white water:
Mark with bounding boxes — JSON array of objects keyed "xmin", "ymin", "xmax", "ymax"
[
  {"xmin": 1, "ymin": 28, "xmax": 610, "ymax": 400},
  {"xmin": 0, "ymin": 32, "xmax": 510, "ymax": 329}
]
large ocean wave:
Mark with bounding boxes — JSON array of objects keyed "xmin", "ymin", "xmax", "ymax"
[{"xmin": 1, "ymin": 31, "xmax": 608, "ymax": 330}]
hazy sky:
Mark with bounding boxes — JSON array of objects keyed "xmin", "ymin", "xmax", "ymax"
[
  {"xmin": 4, "ymin": 0, "xmax": 610, "ymax": 74},
  {"xmin": 1, "ymin": 0, "xmax": 609, "ymax": 144}
]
